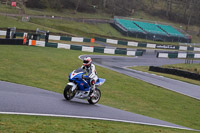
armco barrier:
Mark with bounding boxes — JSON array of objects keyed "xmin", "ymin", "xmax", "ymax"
[
  {"xmin": 28, "ymin": 40, "xmax": 143, "ymax": 56},
  {"xmin": 94, "ymin": 47, "xmax": 104, "ymax": 53},
  {"xmin": 47, "ymin": 35, "xmax": 95, "ymax": 43},
  {"xmin": 45, "ymin": 42, "xmax": 58, "ymax": 48},
  {"xmin": 10, "ymin": 31, "xmax": 200, "ymax": 52},
  {"xmin": 15, "ymin": 32, "xmax": 24, "ymax": 37},
  {"xmin": 0, "ymin": 30, "xmax": 199, "ymax": 51},
  {"xmin": 94, "ymin": 37, "xmax": 200, "ymax": 52},
  {"xmin": 60, "ymin": 36, "xmax": 72, "ymax": 41},
  {"xmin": 157, "ymin": 52, "xmax": 200, "ymax": 59},
  {"xmin": 9, "ymin": 30, "xmax": 200, "ymax": 52},
  {"xmin": 14, "ymin": 31, "xmax": 95, "ymax": 43},
  {"xmin": 0, "ymin": 39, "xmax": 23, "ymax": 45},
  {"xmin": 149, "ymin": 66, "xmax": 200, "ymax": 80},
  {"xmin": 0, "ymin": 30, "xmax": 6, "ymax": 36}
]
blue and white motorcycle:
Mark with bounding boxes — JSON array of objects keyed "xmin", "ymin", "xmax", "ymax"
[{"xmin": 64, "ymin": 68, "xmax": 106, "ymax": 104}]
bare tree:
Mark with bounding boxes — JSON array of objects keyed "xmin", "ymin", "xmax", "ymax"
[
  {"xmin": 166, "ymin": 0, "xmax": 173, "ymax": 18},
  {"xmin": 74, "ymin": 0, "xmax": 80, "ymax": 14},
  {"xmin": 186, "ymin": 11, "xmax": 192, "ymax": 32},
  {"xmin": 195, "ymin": 1, "xmax": 200, "ymax": 36},
  {"xmin": 17, "ymin": 0, "xmax": 27, "ymax": 14},
  {"xmin": 103, "ymin": 0, "xmax": 107, "ymax": 8},
  {"xmin": 183, "ymin": 0, "xmax": 190, "ymax": 18},
  {"xmin": 75, "ymin": 0, "xmax": 79, "ymax": 12},
  {"xmin": 185, "ymin": 0, "xmax": 199, "ymax": 32}
]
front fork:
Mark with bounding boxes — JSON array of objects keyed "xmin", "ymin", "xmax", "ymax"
[{"xmin": 67, "ymin": 82, "xmax": 77, "ymax": 91}]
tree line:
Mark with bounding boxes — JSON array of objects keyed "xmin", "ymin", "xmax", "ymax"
[
  {"xmin": 25, "ymin": 0, "xmax": 200, "ymax": 25},
  {"xmin": 1, "ymin": 0, "xmax": 200, "ymax": 31}
]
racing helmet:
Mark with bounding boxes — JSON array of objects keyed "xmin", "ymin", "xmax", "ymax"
[{"xmin": 83, "ymin": 57, "xmax": 92, "ymax": 67}]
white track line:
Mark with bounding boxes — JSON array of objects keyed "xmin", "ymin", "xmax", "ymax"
[{"xmin": 0, "ymin": 112, "xmax": 196, "ymax": 131}]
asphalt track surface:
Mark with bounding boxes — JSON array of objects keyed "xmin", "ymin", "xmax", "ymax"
[
  {"xmin": 0, "ymin": 81, "xmax": 196, "ymax": 131},
  {"xmin": 80, "ymin": 50, "xmax": 200, "ymax": 100},
  {"xmin": 1, "ymin": 50, "xmax": 200, "ymax": 131}
]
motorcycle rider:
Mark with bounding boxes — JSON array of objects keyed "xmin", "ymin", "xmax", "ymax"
[{"xmin": 81, "ymin": 57, "xmax": 98, "ymax": 97}]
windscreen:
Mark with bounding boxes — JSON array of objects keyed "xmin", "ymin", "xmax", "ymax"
[{"xmin": 74, "ymin": 68, "xmax": 84, "ymax": 73}]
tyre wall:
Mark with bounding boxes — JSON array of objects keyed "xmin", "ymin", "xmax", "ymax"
[
  {"xmin": 149, "ymin": 66, "xmax": 200, "ymax": 80},
  {"xmin": 0, "ymin": 39, "xmax": 23, "ymax": 45}
]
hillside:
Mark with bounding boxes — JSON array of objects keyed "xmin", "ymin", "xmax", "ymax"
[{"xmin": 0, "ymin": 3, "xmax": 199, "ymax": 43}]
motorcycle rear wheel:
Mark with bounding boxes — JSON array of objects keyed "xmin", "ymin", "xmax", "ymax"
[
  {"xmin": 88, "ymin": 88, "xmax": 101, "ymax": 104},
  {"xmin": 63, "ymin": 85, "xmax": 76, "ymax": 100}
]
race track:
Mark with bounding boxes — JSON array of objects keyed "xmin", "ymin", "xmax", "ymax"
[
  {"xmin": 0, "ymin": 50, "xmax": 200, "ymax": 131},
  {"xmin": 0, "ymin": 81, "xmax": 195, "ymax": 131},
  {"xmin": 80, "ymin": 50, "xmax": 200, "ymax": 100}
]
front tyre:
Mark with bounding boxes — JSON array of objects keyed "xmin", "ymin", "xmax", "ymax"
[
  {"xmin": 88, "ymin": 88, "xmax": 101, "ymax": 104},
  {"xmin": 63, "ymin": 85, "xmax": 76, "ymax": 100}
]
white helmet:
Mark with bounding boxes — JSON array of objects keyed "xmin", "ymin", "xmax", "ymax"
[{"xmin": 83, "ymin": 57, "xmax": 92, "ymax": 67}]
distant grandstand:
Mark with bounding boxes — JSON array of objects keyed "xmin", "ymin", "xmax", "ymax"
[{"xmin": 112, "ymin": 16, "xmax": 191, "ymax": 43}]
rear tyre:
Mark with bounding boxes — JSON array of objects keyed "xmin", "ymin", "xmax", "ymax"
[
  {"xmin": 63, "ymin": 85, "xmax": 76, "ymax": 100},
  {"xmin": 88, "ymin": 88, "xmax": 101, "ymax": 104}
]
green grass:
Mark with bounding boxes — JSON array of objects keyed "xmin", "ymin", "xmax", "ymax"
[
  {"xmin": 0, "ymin": 15, "xmax": 69, "ymax": 34},
  {"xmin": 163, "ymin": 63, "xmax": 200, "ymax": 74},
  {"xmin": 0, "ymin": 4, "xmax": 19, "ymax": 14},
  {"xmin": 0, "ymin": 4, "xmax": 111, "ymax": 19},
  {"xmin": 130, "ymin": 65, "xmax": 200, "ymax": 86},
  {"xmin": 30, "ymin": 18, "xmax": 122, "ymax": 38},
  {"xmin": 0, "ymin": 45, "xmax": 200, "ymax": 131},
  {"xmin": 25, "ymin": 8, "xmax": 112, "ymax": 19},
  {"xmin": 1, "ymin": 114, "xmax": 198, "ymax": 133}
]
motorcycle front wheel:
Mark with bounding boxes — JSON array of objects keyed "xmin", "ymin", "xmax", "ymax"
[
  {"xmin": 88, "ymin": 88, "xmax": 101, "ymax": 104},
  {"xmin": 63, "ymin": 85, "xmax": 76, "ymax": 100}
]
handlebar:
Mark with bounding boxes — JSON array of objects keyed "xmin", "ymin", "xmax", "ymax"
[{"xmin": 81, "ymin": 75, "xmax": 90, "ymax": 80}]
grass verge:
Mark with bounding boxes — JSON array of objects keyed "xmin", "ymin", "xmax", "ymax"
[
  {"xmin": 0, "ymin": 114, "xmax": 198, "ymax": 133},
  {"xmin": 129, "ymin": 65, "xmax": 200, "ymax": 86},
  {"xmin": 29, "ymin": 18, "xmax": 122, "ymax": 38},
  {"xmin": 0, "ymin": 15, "xmax": 68, "ymax": 34},
  {"xmin": 0, "ymin": 45, "xmax": 200, "ymax": 130}
]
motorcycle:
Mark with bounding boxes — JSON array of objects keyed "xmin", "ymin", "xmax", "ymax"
[{"xmin": 64, "ymin": 68, "xmax": 106, "ymax": 104}]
